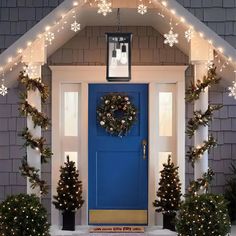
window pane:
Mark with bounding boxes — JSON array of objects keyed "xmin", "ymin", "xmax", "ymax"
[
  {"xmin": 159, "ymin": 92, "xmax": 172, "ymax": 136},
  {"xmin": 65, "ymin": 152, "xmax": 78, "ymax": 166},
  {"xmin": 64, "ymin": 92, "xmax": 78, "ymax": 136}
]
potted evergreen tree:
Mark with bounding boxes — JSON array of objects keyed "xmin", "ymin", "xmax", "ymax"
[
  {"xmin": 53, "ymin": 156, "xmax": 84, "ymax": 231},
  {"xmin": 153, "ymin": 155, "xmax": 182, "ymax": 231}
]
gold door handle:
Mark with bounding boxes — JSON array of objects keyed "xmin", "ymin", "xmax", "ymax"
[{"xmin": 142, "ymin": 139, "xmax": 147, "ymax": 160}]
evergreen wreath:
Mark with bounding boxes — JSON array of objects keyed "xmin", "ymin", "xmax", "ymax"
[
  {"xmin": 97, "ymin": 93, "xmax": 137, "ymax": 137},
  {"xmin": 18, "ymin": 71, "xmax": 52, "ymax": 195}
]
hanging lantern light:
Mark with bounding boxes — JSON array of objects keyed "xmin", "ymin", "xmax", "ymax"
[
  {"xmin": 106, "ymin": 33, "xmax": 132, "ymax": 81},
  {"xmin": 106, "ymin": 9, "xmax": 132, "ymax": 82}
]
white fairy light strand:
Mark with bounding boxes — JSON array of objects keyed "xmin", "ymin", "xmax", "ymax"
[
  {"xmin": 0, "ymin": 0, "xmax": 235, "ymax": 79},
  {"xmin": 228, "ymin": 70, "xmax": 236, "ymax": 99}
]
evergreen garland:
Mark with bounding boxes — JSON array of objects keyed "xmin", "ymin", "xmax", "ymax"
[
  {"xmin": 20, "ymin": 158, "xmax": 48, "ymax": 195},
  {"xmin": 18, "ymin": 71, "xmax": 49, "ymax": 103},
  {"xmin": 53, "ymin": 156, "xmax": 84, "ymax": 212},
  {"xmin": 153, "ymin": 155, "xmax": 182, "ymax": 214},
  {"xmin": 19, "ymin": 97, "xmax": 50, "ymax": 129},
  {"xmin": 186, "ymin": 168, "xmax": 215, "ymax": 197},
  {"xmin": 20, "ymin": 128, "xmax": 52, "ymax": 163},
  {"xmin": 0, "ymin": 194, "xmax": 50, "ymax": 236},
  {"xmin": 185, "ymin": 67, "xmax": 221, "ymax": 102},
  {"xmin": 18, "ymin": 71, "xmax": 52, "ymax": 195},
  {"xmin": 186, "ymin": 135, "xmax": 217, "ymax": 167},
  {"xmin": 186, "ymin": 104, "xmax": 222, "ymax": 138}
]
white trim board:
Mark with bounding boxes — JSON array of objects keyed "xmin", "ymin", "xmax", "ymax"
[{"xmin": 50, "ymin": 65, "xmax": 187, "ymax": 226}]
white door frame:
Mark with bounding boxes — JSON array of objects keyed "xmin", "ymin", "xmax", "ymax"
[{"xmin": 50, "ymin": 65, "xmax": 187, "ymax": 226}]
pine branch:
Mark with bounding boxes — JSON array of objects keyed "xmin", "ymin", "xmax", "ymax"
[
  {"xmin": 186, "ymin": 104, "xmax": 223, "ymax": 138},
  {"xmin": 20, "ymin": 157, "xmax": 48, "ymax": 195},
  {"xmin": 187, "ymin": 135, "xmax": 217, "ymax": 167},
  {"xmin": 20, "ymin": 128, "xmax": 53, "ymax": 163},
  {"xmin": 19, "ymin": 98, "xmax": 50, "ymax": 129},
  {"xmin": 18, "ymin": 71, "xmax": 49, "ymax": 103},
  {"xmin": 185, "ymin": 67, "xmax": 221, "ymax": 103},
  {"xmin": 187, "ymin": 168, "xmax": 215, "ymax": 197}
]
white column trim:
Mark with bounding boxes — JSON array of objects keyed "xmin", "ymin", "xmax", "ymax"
[
  {"xmin": 26, "ymin": 63, "xmax": 42, "ymax": 196},
  {"xmin": 193, "ymin": 63, "xmax": 209, "ymax": 180}
]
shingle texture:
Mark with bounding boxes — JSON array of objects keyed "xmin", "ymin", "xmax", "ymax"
[{"xmin": 176, "ymin": 0, "xmax": 236, "ymax": 48}]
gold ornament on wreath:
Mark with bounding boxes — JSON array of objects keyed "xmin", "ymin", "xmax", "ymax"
[{"xmin": 97, "ymin": 93, "xmax": 137, "ymax": 137}]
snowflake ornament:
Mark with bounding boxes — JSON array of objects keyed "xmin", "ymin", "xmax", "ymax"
[
  {"xmin": 185, "ymin": 28, "xmax": 194, "ymax": 42},
  {"xmin": 23, "ymin": 64, "xmax": 38, "ymax": 78},
  {"xmin": 228, "ymin": 81, "xmax": 236, "ymax": 99},
  {"xmin": 138, "ymin": 4, "xmax": 147, "ymax": 15},
  {"xmin": 97, "ymin": 0, "xmax": 112, "ymax": 16},
  {"xmin": 71, "ymin": 20, "xmax": 80, "ymax": 32},
  {"xmin": 45, "ymin": 31, "xmax": 55, "ymax": 45},
  {"xmin": 164, "ymin": 28, "xmax": 178, "ymax": 47},
  {"xmin": 0, "ymin": 83, "xmax": 8, "ymax": 96}
]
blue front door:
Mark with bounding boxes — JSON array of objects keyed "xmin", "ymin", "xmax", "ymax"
[{"xmin": 88, "ymin": 84, "xmax": 148, "ymax": 225}]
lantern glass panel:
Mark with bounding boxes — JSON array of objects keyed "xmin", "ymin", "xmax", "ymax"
[{"xmin": 106, "ymin": 33, "xmax": 131, "ymax": 81}]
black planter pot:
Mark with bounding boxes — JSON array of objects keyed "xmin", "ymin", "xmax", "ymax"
[
  {"xmin": 62, "ymin": 211, "xmax": 75, "ymax": 231},
  {"xmin": 163, "ymin": 213, "xmax": 176, "ymax": 231}
]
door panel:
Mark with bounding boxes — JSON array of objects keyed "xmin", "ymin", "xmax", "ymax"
[{"xmin": 88, "ymin": 84, "xmax": 148, "ymax": 225}]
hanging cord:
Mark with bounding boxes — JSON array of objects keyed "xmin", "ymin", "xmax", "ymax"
[{"xmin": 117, "ymin": 8, "xmax": 121, "ymax": 32}]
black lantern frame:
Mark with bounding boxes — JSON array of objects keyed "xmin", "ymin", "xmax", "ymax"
[{"xmin": 106, "ymin": 32, "xmax": 132, "ymax": 82}]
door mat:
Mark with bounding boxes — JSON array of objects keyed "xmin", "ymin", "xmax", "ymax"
[{"xmin": 90, "ymin": 226, "xmax": 144, "ymax": 233}]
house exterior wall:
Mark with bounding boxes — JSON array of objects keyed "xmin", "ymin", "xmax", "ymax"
[{"xmin": 0, "ymin": 0, "xmax": 235, "ymax": 221}]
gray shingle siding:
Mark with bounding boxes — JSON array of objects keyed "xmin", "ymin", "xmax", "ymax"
[{"xmin": 176, "ymin": 0, "xmax": 236, "ymax": 47}]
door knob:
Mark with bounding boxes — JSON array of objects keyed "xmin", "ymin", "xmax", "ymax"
[{"xmin": 142, "ymin": 139, "xmax": 147, "ymax": 160}]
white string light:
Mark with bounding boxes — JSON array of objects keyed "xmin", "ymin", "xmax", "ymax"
[
  {"xmin": 0, "ymin": 0, "xmax": 235, "ymax": 83},
  {"xmin": 228, "ymin": 70, "xmax": 236, "ymax": 99}
]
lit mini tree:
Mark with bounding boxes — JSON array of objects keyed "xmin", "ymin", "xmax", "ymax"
[
  {"xmin": 53, "ymin": 156, "xmax": 84, "ymax": 231},
  {"xmin": 153, "ymin": 155, "xmax": 182, "ymax": 231}
]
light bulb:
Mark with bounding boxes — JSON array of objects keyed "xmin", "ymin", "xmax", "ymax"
[
  {"xmin": 111, "ymin": 49, "xmax": 117, "ymax": 67},
  {"xmin": 116, "ymin": 42, "xmax": 121, "ymax": 61},
  {"xmin": 120, "ymin": 44, "xmax": 128, "ymax": 65}
]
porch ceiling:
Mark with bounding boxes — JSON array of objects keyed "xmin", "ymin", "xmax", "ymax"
[{"xmin": 0, "ymin": 0, "xmax": 236, "ymax": 83}]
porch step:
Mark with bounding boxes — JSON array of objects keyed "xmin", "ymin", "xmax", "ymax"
[{"xmin": 50, "ymin": 226, "xmax": 177, "ymax": 236}]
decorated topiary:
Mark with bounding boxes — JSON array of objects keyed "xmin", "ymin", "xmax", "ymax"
[
  {"xmin": 153, "ymin": 155, "xmax": 182, "ymax": 231},
  {"xmin": 176, "ymin": 194, "xmax": 231, "ymax": 236},
  {"xmin": 53, "ymin": 156, "xmax": 84, "ymax": 230},
  {"xmin": 0, "ymin": 194, "xmax": 49, "ymax": 236}
]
